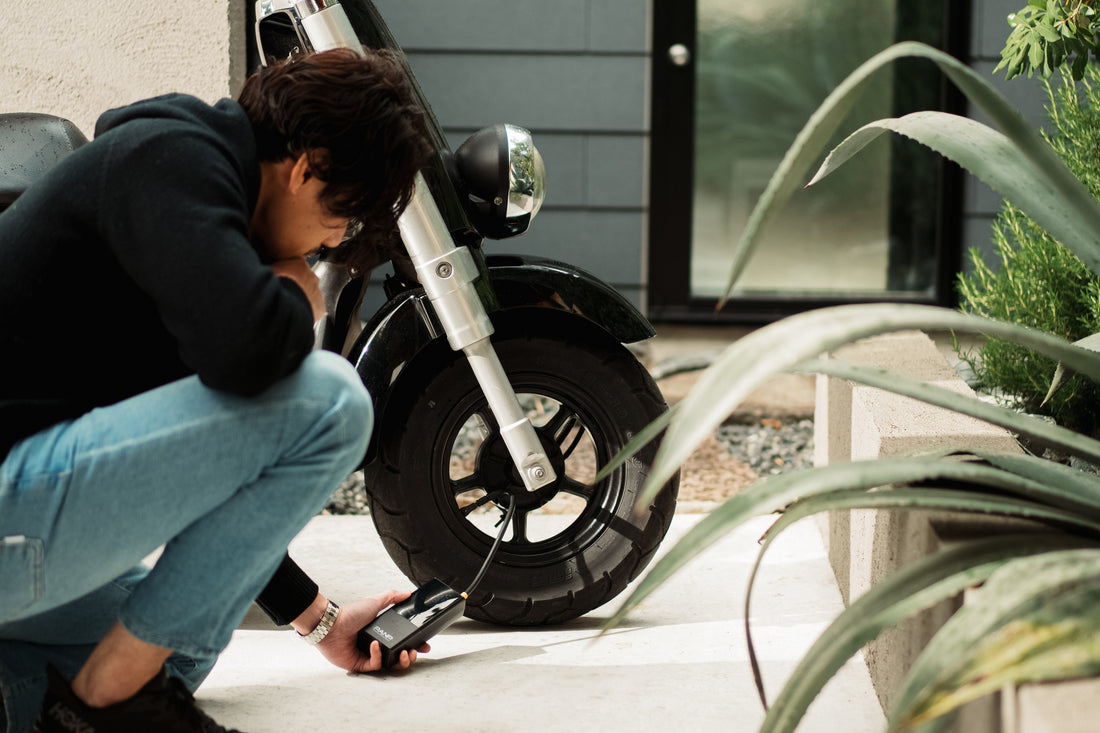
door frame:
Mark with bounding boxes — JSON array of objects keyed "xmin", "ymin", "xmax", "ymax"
[{"xmin": 647, "ymin": 0, "xmax": 971, "ymax": 323}]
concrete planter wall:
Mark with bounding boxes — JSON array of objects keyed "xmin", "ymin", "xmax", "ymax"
[{"xmin": 814, "ymin": 330, "xmax": 1100, "ymax": 732}]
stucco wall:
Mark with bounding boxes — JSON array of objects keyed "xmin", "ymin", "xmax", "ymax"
[{"xmin": 3, "ymin": 0, "xmax": 246, "ymax": 139}]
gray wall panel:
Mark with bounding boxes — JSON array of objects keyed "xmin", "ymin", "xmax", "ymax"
[
  {"xmin": 586, "ymin": 135, "xmax": 647, "ymax": 208},
  {"xmin": 531, "ymin": 135, "xmax": 587, "ymax": 208},
  {"xmin": 406, "ymin": 53, "xmax": 647, "ymax": 132},
  {"xmin": 488, "ymin": 210, "xmax": 643, "ymax": 286},
  {"xmin": 589, "ymin": 1, "xmax": 650, "ymax": 52},
  {"xmin": 971, "ymin": 0, "xmax": 1020, "ymax": 59},
  {"xmin": 375, "ymin": 0, "xmax": 588, "ymax": 52},
  {"xmin": 374, "ymin": 0, "xmax": 648, "ymax": 53}
]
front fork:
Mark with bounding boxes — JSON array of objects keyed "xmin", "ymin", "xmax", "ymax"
[
  {"xmin": 317, "ymin": 174, "xmax": 557, "ymax": 492},
  {"xmin": 398, "ymin": 173, "xmax": 556, "ymax": 492}
]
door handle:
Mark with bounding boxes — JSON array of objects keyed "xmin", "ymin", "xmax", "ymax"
[{"xmin": 668, "ymin": 43, "xmax": 691, "ymax": 66}]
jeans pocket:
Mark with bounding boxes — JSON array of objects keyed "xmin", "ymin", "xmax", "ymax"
[{"xmin": 0, "ymin": 536, "xmax": 44, "ymax": 619}]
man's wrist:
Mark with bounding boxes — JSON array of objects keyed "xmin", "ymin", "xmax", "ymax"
[
  {"xmin": 291, "ymin": 593, "xmax": 331, "ymax": 634},
  {"xmin": 297, "ymin": 598, "xmax": 340, "ymax": 645}
]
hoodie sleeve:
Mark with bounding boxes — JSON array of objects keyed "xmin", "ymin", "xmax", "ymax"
[
  {"xmin": 94, "ymin": 103, "xmax": 314, "ymax": 395},
  {"xmin": 254, "ymin": 554, "xmax": 320, "ymax": 627}
]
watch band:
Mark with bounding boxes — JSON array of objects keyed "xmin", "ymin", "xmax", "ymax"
[{"xmin": 300, "ymin": 600, "xmax": 340, "ymax": 645}]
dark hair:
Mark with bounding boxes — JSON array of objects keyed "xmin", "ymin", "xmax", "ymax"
[{"xmin": 237, "ymin": 47, "xmax": 430, "ymax": 271}]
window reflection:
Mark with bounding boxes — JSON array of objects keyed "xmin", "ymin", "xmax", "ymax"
[{"xmin": 690, "ymin": 0, "xmax": 905, "ymax": 297}]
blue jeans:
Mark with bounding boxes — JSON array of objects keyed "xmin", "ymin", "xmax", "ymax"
[{"xmin": 0, "ymin": 351, "xmax": 371, "ymax": 733}]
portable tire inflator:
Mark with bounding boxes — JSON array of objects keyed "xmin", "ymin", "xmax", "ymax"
[{"xmin": 356, "ymin": 498, "xmax": 516, "ymax": 667}]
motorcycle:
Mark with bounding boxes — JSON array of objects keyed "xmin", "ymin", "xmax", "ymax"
[{"xmin": 0, "ymin": 0, "xmax": 680, "ymax": 627}]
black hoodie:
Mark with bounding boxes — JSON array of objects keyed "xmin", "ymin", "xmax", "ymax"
[
  {"xmin": 0, "ymin": 94, "xmax": 320, "ymax": 624},
  {"xmin": 0, "ymin": 93, "xmax": 315, "ymax": 457}
]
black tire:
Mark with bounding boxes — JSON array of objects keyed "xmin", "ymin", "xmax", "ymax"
[{"xmin": 362, "ymin": 309, "xmax": 679, "ymax": 626}]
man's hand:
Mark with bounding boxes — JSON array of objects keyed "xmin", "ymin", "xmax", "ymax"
[
  {"xmin": 316, "ymin": 591, "xmax": 431, "ymax": 673},
  {"xmin": 271, "ymin": 257, "xmax": 325, "ymax": 323}
]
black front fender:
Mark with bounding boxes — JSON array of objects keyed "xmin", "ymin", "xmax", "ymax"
[
  {"xmin": 350, "ymin": 255, "xmax": 655, "ymax": 463},
  {"xmin": 484, "ymin": 253, "xmax": 654, "ymax": 344}
]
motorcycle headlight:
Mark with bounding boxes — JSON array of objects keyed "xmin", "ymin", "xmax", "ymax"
[{"xmin": 453, "ymin": 124, "xmax": 546, "ymax": 239}]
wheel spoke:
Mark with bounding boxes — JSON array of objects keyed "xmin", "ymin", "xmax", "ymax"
[
  {"xmin": 451, "ymin": 474, "xmax": 484, "ymax": 497},
  {"xmin": 546, "ymin": 407, "xmax": 586, "ymax": 459},
  {"xmin": 560, "ymin": 427, "xmax": 587, "ymax": 460},
  {"xmin": 545, "ymin": 405, "xmax": 578, "ymax": 440},
  {"xmin": 560, "ymin": 478, "xmax": 597, "ymax": 502},
  {"xmin": 509, "ymin": 507, "xmax": 531, "ymax": 544},
  {"xmin": 475, "ymin": 407, "xmax": 499, "ymax": 434}
]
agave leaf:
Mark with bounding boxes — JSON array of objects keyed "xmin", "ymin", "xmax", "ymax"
[
  {"xmin": 874, "ymin": 47, "xmax": 1100, "ymax": 275},
  {"xmin": 905, "ymin": 715, "xmax": 955, "ymax": 733},
  {"xmin": 641, "ymin": 303, "xmax": 1100, "ymax": 505},
  {"xmin": 1043, "ymin": 331, "xmax": 1100, "ymax": 405},
  {"xmin": 904, "ymin": 604, "xmax": 1100, "ymax": 728},
  {"xmin": 608, "ymin": 454, "xmax": 1083, "ymax": 632},
  {"xmin": 801, "ymin": 358, "xmax": 1100, "ymax": 466},
  {"xmin": 890, "ymin": 549, "xmax": 1100, "ymax": 730},
  {"xmin": 758, "ymin": 534, "xmax": 1096, "ymax": 733},
  {"xmin": 742, "ymin": 486, "xmax": 1100, "ymax": 708},
  {"xmin": 724, "ymin": 41, "xmax": 1100, "ymax": 301},
  {"xmin": 968, "ymin": 451, "xmax": 1100, "ymax": 518},
  {"xmin": 807, "ymin": 112, "xmax": 1100, "ymax": 275}
]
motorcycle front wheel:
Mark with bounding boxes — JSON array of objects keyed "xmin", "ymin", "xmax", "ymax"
[{"xmin": 362, "ymin": 309, "xmax": 679, "ymax": 626}]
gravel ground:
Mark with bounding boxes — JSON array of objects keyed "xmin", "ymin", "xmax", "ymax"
[
  {"xmin": 326, "ymin": 472, "xmax": 370, "ymax": 515},
  {"xmin": 717, "ymin": 417, "xmax": 815, "ymax": 477}
]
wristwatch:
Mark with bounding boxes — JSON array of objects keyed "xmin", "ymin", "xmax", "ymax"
[{"xmin": 300, "ymin": 599, "xmax": 340, "ymax": 645}]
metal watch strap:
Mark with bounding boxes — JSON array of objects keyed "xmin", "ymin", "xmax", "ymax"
[{"xmin": 300, "ymin": 600, "xmax": 340, "ymax": 645}]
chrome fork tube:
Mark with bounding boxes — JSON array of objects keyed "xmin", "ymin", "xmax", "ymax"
[{"xmin": 398, "ymin": 173, "xmax": 556, "ymax": 492}]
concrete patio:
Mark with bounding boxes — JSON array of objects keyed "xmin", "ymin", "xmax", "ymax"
[
  {"xmin": 195, "ymin": 325, "xmax": 883, "ymax": 731},
  {"xmin": 198, "ymin": 512, "xmax": 883, "ymax": 732}
]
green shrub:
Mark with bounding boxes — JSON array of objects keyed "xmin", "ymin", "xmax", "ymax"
[
  {"xmin": 997, "ymin": 0, "xmax": 1098, "ymax": 80},
  {"xmin": 957, "ymin": 67, "xmax": 1100, "ymax": 434}
]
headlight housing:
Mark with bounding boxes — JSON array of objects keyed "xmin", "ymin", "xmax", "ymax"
[{"xmin": 453, "ymin": 124, "xmax": 546, "ymax": 239}]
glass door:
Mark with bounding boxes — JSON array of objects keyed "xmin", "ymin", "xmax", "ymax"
[{"xmin": 648, "ymin": 0, "xmax": 967, "ymax": 321}]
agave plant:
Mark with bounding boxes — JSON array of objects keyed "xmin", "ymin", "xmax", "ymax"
[{"xmin": 602, "ymin": 42, "xmax": 1100, "ymax": 732}]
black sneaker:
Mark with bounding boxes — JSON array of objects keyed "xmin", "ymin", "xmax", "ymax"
[{"xmin": 34, "ymin": 663, "xmax": 245, "ymax": 733}]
